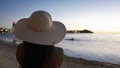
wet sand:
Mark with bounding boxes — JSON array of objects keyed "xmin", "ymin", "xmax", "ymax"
[
  {"xmin": 0, "ymin": 41, "xmax": 120, "ymax": 68},
  {"xmin": 60, "ymin": 56, "xmax": 120, "ymax": 68}
]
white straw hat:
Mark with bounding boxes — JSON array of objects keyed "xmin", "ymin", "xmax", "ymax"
[{"xmin": 14, "ymin": 11, "xmax": 66, "ymax": 45}]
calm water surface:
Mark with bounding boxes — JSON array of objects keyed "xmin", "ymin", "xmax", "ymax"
[
  {"xmin": 0, "ymin": 33, "xmax": 120, "ymax": 64},
  {"xmin": 57, "ymin": 33, "xmax": 120, "ymax": 64}
]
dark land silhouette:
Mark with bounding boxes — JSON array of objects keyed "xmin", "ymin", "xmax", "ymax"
[{"xmin": 67, "ymin": 29, "xmax": 93, "ymax": 33}]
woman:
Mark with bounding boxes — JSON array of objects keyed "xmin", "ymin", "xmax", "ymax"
[{"xmin": 14, "ymin": 11, "xmax": 66, "ymax": 68}]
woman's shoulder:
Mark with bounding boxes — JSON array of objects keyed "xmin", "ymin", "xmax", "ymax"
[
  {"xmin": 54, "ymin": 47, "xmax": 64, "ymax": 59},
  {"xmin": 55, "ymin": 47, "xmax": 64, "ymax": 53},
  {"xmin": 17, "ymin": 43, "xmax": 24, "ymax": 49}
]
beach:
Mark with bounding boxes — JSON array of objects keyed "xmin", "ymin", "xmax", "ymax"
[
  {"xmin": 0, "ymin": 41, "xmax": 120, "ymax": 68},
  {"xmin": 60, "ymin": 56, "xmax": 120, "ymax": 68},
  {"xmin": 0, "ymin": 41, "xmax": 18, "ymax": 68}
]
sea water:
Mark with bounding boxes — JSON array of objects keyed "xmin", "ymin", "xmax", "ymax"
[
  {"xmin": 0, "ymin": 33, "xmax": 120, "ymax": 64},
  {"xmin": 0, "ymin": 33, "xmax": 22, "ymax": 44},
  {"xmin": 56, "ymin": 33, "xmax": 120, "ymax": 64}
]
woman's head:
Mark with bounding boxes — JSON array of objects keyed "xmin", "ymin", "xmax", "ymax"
[{"xmin": 14, "ymin": 10, "xmax": 66, "ymax": 45}]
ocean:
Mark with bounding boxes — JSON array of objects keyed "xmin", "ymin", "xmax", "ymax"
[
  {"xmin": 0, "ymin": 33, "xmax": 120, "ymax": 64},
  {"xmin": 57, "ymin": 33, "xmax": 120, "ymax": 64}
]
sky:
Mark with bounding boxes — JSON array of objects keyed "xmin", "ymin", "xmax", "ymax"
[{"xmin": 0, "ymin": 0, "xmax": 120, "ymax": 33}]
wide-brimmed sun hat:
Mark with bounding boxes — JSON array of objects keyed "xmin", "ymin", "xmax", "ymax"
[{"xmin": 14, "ymin": 11, "xmax": 66, "ymax": 45}]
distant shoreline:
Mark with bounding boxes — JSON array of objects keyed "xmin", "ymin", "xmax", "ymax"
[{"xmin": 67, "ymin": 29, "xmax": 93, "ymax": 33}]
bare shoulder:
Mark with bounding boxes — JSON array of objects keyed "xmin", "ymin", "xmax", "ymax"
[
  {"xmin": 54, "ymin": 47, "xmax": 64, "ymax": 60},
  {"xmin": 55, "ymin": 47, "xmax": 64, "ymax": 54},
  {"xmin": 17, "ymin": 43, "xmax": 24, "ymax": 48}
]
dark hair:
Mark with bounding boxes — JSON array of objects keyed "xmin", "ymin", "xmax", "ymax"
[{"xmin": 23, "ymin": 41, "xmax": 54, "ymax": 68}]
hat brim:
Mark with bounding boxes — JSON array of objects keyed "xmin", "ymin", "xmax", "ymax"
[{"xmin": 14, "ymin": 18, "xmax": 66, "ymax": 45}]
